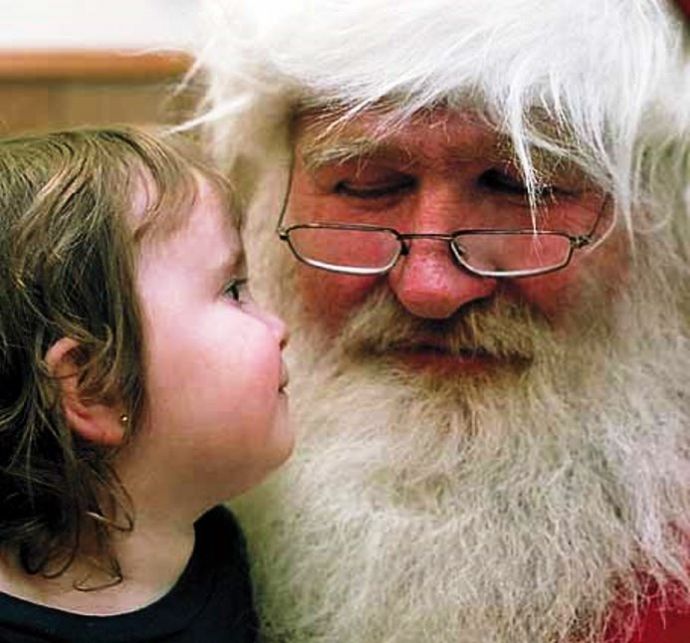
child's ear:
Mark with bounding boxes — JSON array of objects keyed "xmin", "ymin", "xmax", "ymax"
[{"xmin": 44, "ymin": 337, "xmax": 125, "ymax": 447}]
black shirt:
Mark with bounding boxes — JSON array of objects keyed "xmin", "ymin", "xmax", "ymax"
[{"xmin": 0, "ymin": 506, "xmax": 258, "ymax": 642}]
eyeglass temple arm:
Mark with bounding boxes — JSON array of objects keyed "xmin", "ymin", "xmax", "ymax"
[
  {"xmin": 276, "ymin": 157, "xmax": 296, "ymax": 234},
  {"xmin": 578, "ymin": 194, "xmax": 612, "ymax": 247}
]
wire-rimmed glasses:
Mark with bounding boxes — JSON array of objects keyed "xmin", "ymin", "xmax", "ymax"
[{"xmin": 276, "ymin": 184, "xmax": 611, "ymax": 279}]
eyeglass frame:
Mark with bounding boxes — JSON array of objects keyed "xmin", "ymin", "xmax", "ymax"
[{"xmin": 276, "ymin": 158, "xmax": 613, "ymax": 279}]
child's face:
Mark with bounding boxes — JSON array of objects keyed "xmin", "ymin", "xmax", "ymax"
[{"xmin": 133, "ymin": 177, "xmax": 291, "ymax": 500}]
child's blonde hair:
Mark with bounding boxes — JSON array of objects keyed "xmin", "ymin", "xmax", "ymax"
[{"xmin": 0, "ymin": 126, "xmax": 232, "ymax": 584}]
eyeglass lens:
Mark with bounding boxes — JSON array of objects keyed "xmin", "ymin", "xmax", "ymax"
[
  {"xmin": 288, "ymin": 227, "xmax": 401, "ymax": 270},
  {"xmin": 287, "ymin": 227, "xmax": 573, "ymax": 275},
  {"xmin": 453, "ymin": 232, "xmax": 572, "ymax": 273}
]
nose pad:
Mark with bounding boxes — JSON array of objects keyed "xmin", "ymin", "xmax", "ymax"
[{"xmin": 388, "ymin": 238, "xmax": 497, "ymax": 319}]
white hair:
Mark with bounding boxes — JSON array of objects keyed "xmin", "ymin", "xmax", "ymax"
[{"xmin": 194, "ymin": 0, "xmax": 690, "ymax": 225}]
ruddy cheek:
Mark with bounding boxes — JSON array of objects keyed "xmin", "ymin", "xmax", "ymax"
[
  {"xmin": 511, "ymin": 272, "xmax": 581, "ymax": 323},
  {"xmin": 511, "ymin": 232, "xmax": 630, "ymax": 325}
]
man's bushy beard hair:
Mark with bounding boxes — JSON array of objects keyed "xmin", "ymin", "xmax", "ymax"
[{"xmin": 235, "ymin": 226, "xmax": 690, "ymax": 643}]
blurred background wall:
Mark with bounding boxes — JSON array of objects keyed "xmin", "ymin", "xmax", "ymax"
[{"xmin": 0, "ymin": 0, "xmax": 201, "ymax": 134}]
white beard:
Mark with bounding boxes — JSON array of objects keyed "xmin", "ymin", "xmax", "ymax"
[{"xmin": 234, "ymin": 224, "xmax": 690, "ymax": 643}]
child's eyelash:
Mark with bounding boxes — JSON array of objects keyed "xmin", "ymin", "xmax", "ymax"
[{"xmin": 223, "ymin": 278, "xmax": 249, "ymax": 302}]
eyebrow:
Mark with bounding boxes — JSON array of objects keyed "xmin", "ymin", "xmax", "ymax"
[
  {"xmin": 299, "ymin": 133, "xmax": 521, "ymax": 170},
  {"xmin": 300, "ymin": 137, "xmax": 395, "ymax": 171}
]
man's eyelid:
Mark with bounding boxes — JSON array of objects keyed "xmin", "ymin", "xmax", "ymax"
[
  {"xmin": 497, "ymin": 159, "xmax": 586, "ymax": 196},
  {"xmin": 336, "ymin": 175, "xmax": 416, "ymax": 198},
  {"xmin": 481, "ymin": 166, "xmax": 551, "ymax": 196}
]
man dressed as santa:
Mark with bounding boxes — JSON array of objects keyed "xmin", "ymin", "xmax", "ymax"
[{"xmin": 195, "ymin": 1, "xmax": 690, "ymax": 640}]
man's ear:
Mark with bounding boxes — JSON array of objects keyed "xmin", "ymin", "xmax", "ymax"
[{"xmin": 44, "ymin": 337, "xmax": 125, "ymax": 447}]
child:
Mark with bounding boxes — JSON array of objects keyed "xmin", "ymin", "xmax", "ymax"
[{"xmin": 0, "ymin": 127, "xmax": 292, "ymax": 642}]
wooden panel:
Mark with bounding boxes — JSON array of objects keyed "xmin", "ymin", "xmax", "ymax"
[
  {"xmin": 0, "ymin": 50, "xmax": 199, "ymax": 135},
  {"xmin": 0, "ymin": 50, "xmax": 192, "ymax": 82},
  {"xmin": 0, "ymin": 85, "xmax": 56, "ymax": 134}
]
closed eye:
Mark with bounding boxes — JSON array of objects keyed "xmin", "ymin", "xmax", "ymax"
[
  {"xmin": 479, "ymin": 168, "xmax": 576, "ymax": 201},
  {"xmin": 334, "ymin": 175, "xmax": 416, "ymax": 199},
  {"xmin": 479, "ymin": 168, "xmax": 533, "ymax": 196}
]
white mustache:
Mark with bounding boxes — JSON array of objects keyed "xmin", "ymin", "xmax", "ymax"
[{"xmin": 337, "ymin": 290, "xmax": 550, "ymax": 363}]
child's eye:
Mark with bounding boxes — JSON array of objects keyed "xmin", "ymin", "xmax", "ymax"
[{"xmin": 223, "ymin": 277, "xmax": 249, "ymax": 303}]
